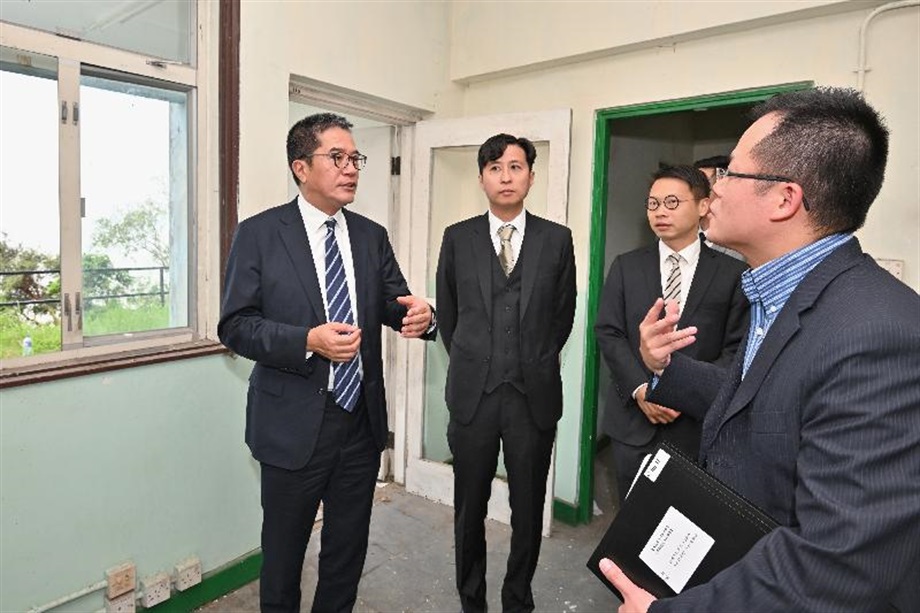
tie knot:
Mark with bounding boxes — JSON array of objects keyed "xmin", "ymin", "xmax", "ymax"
[
  {"xmin": 498, "ymin": 224, "xmax": 514, "ymax": 241},
  {"xmin": 325, "ymin": 218, "xmax": 336, "ymax": 232},
  {"xmin": 667, "ymin": 253, "xmax": 680, "ymax": 267}
]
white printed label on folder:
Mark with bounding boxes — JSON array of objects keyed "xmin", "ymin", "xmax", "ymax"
[
  {"xmin": 639, "ymin": 506, "xmax": 715, "ymax": 593},
  {"xmin": 643, "ymin": 448, "xmax": 670, "ymax": 483}
]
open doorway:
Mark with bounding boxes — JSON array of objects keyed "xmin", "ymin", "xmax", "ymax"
[
  {"xmin": 595, "ymin": 103, "xmax": 751, "ymax": 466},
  {"xmin": 574, "ymin": 83, "xmax": 813, "ymax": 525}
]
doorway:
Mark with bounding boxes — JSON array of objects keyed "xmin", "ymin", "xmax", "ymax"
[{"xmin": 575, "ymin": 82, "xmax": 813, "ymax": 525}]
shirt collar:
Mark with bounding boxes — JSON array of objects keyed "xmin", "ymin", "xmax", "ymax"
[
  {"xmin": 298, "ymin": 194, "xmax": 344, "ymax": 233},
  {"xmin": 488, "ymin": 208, "xmax": 526, "ymax": 238},
  {"xmin": 741, "ymin": 233, "xmax": 853, "ymax": 308},
  {"xmin": 658, "ymin": 236, "xmax": 701, "ymax": 268}
]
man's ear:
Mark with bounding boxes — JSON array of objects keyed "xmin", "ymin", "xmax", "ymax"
[
  {"xmin": 771, "ymin": 183, "xmax": 805, "ymax": 222},
  {"xmin": 292, "ymin": 159, "xmax": 309, "ymax": 184},
  {"xmin": 698, "ymin": 197, "xmax": 711, "ymax": 218}
]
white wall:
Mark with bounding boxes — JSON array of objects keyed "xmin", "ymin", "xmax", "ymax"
[
  {"xmin": 449, "ymin": 0, "xmax": 880, "ymax": 81},
  {"xmin": 458, "ymin": 4, "xmax": 920, "ymax": 503},
  {"xmin": 239, "ymin": 0, "xmax": 457, "ymax": 218}
]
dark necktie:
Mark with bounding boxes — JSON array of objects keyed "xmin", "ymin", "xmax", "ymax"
[
  {"xmin": 664, "ymin": 253, "xmax": 682, "ymax": 307},
  {"xmin": 324, "ymin": 218, "xmax": 360, "ymax": 412},
  {"xmin": 498, "ymin": 224, "xmax": 515, "ymax": 276}
]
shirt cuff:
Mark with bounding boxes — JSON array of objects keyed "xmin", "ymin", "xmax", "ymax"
[
  {"xmin": 631, "ymin": 382, "xmax": 646, "ymax": 399},
  {"xmin": 424, "ymin": 307, "xmax": 438, "ymax": 334}
]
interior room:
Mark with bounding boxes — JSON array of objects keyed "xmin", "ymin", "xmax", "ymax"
[{"xmin": 1, "ymin": 1, "xmax": 917, "ymax": 611}]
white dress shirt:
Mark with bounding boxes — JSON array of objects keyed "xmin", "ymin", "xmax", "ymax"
[
  {"xmin": 298, "ymin": 195, "xmax": 363, "ymax": 385},
  {"xmin": 488, "ymin": 208, "xmax": 526, "ymax": 271}
]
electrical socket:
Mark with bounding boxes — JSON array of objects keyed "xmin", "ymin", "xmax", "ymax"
[
  {"xmin": 105, "ymin": 562, "xmax": 136, "ymax": 599},
  {"xmin": 174, "ymin": 556, "xmax": 202, "ymax": 591},
  {"xmin": 104, "ymin": 590, "xmax": 136, "ymax": 613},
  {"xmin": 141, "ymin": 572, "xmax": 171, "ymax": 608}
]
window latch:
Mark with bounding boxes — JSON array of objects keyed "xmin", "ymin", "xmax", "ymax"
[
  {"xmin": 72, "ymin": 101, "xmax": 79, "ymax": 126},
  {"xmin": 75, "ymin": 292, "xmax": 83, "ymax": 331},
  {"xmin": 61, "ymin": 101, "xmax": 68, "ymax": 124},
  {"xmin": 64, "ymin": 293, "xmax": 72, "ymax": 332}
]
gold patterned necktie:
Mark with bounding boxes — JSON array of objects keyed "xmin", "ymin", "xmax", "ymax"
[{"xmin": 498, "ymin": 224, "xmax": 515, "ymax": 276}]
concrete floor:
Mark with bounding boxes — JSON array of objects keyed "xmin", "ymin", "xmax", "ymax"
[{"xmin": 200, "ymin": 446, "xmax": 621, "ymax": 613}]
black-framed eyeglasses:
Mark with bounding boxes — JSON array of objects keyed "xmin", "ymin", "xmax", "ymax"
[
  {"xmin": 715, "ymin": 167, "xmax": 810, "ymax": 211},
  {"xmin": 304, "ymin": 151, "xmax": 367, "ymax": 171},
  {"xmin": 646, "ymin": 195, "xmax": 691, "ymax": 211}
]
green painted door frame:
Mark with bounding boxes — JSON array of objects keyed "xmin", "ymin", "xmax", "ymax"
[{"xmin": 562, "ymin": 81, "xmax": 813, "ymax": 526}]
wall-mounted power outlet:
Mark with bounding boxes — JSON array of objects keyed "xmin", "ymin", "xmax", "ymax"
[
  {"xmin": 174, "ymin": 556, "xmax": 202, "ymax": 591},
  {"xmin": 141, "ymin": 572, "xmax": 171, "ymax": 608},
  {"xmin": 104, "ymin": 590, "xmax": 136, "ymax": 613},
  {"xmin": 105, "ymin": 562, "xmax": 136, "ymax": 599}
]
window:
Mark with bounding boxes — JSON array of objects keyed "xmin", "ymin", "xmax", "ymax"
[{"xmin": 0, "ymin": 2, "xmax": 219, "ymax": 376}]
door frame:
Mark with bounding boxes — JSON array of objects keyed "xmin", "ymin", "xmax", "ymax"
[
  {"xmin": 401, "ymin": 109, "xmax": 572, "ymax": 534},
  {"xmin": 569, "ymin": 81, "xmax": 814, "ymax": 525}
]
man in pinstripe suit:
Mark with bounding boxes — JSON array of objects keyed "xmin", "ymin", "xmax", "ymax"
[{"xmin": 600, "ymin": 87, "xmax": 920, "ymax": 611}]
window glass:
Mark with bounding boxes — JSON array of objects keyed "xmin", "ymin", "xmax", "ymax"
[
  {"xmin": 0, "ymin": 1, "xmax": 193, "ymax": 64},
  {"xmin": 80, "ymin": 71, "xmax": 190, "ymax": 337},
  {"xmin": 0, "ymin": 48, "xmax": 61, "ymax": 358}
]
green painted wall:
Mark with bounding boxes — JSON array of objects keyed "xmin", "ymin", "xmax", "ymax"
[{"xmin": 0, "ymin": 354, "xmax": 259, "ymax": 612}]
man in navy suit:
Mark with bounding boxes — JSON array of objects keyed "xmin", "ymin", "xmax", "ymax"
[
  {"xmin": 595, "ymin": 165, "xmax": 748, "ymax": 501},
  {"xmin": 436, "ymin": 134, "xmax": 576, "ymax": 612},
  {"xmin": 601, "ymin": 88, "xmax": 920, "ymax": 611},
  {"xmin": 219, "ymin": 113, "xmax": 435, "ymax": 612}
]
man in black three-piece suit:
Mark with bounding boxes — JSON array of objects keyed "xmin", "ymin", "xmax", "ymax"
[
  {"xmin": 595, "ymin": 165, "xmax": 748, "ymax": 500},
  {"xmin": 436, "ymin": 134, "xmax": 576, "ymax": 613},
  {"xmin": 602, "ymin": 88, "xmax": 920, "ymax": 612},
  {"xmin": 219, "ymin": 113, "xmax": 435, "ymax": 613}
]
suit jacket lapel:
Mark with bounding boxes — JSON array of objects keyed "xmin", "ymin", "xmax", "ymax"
[
  {"xmin": 680, "ymin": 242, "xmax": 716, "ymax": 325},
  {"xmin": 709, "ymin": 239, "xmax": 864, "ymax": 434},
  {"xmin": 519, "ymin": 212, "xmax": 544, "ymax": 320},
  {"xmin": 719, "ymin": 311, "xmax": 800, "ymax": 426},
  {"xmin": 343, "ymin": 209, "xmax": 370, "ymax": 328},
  {"xmin": 278, "ymin": 199, "xmax": 325, "ymax": 323},
  {"xmin": 472, "ymin": 214, "xmax": 493, "ymax": 321},
  {"xmin": 641, "ymin": 246, "xmax": 661, "ymax": 306}
]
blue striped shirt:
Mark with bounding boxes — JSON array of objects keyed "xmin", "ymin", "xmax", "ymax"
[{"xmin": 741, "ymin": 233, "xmax": 854, "ymax": 378}]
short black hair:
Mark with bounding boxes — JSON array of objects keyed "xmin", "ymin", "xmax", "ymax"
[
  {"xmin": 651, "ymin": 165, "xmax": 711, "ymax": 200},
  {"xmin": 694, "ymin": 155, "xmax": 730, "ymax": 171},
  {"xmin": 477, "ymin": 134, "xmax": 537, "ymax": 173},
  {"xmin": 748, "ymin": 87, "xmax": 889, "ymax": 234},
  {"xmin": 287, "ymin": 113, "xmax": 354, "ymax": 184}
]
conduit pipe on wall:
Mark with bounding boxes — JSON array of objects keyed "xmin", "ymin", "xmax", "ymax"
[
  {"xmin": 857, "ymin": 0, "xmax": 920, "ymax": 91},
  {"xmin": 27, "ymin": 580, "xmax": 106, "ymax": 613}
]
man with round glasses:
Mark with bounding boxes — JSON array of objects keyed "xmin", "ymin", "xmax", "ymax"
[{"xmin": 595, "ymin": 165, "xmax": 748, "ymax": 503}]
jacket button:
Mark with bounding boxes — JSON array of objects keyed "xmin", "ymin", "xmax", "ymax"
[
  {"xmin": 317, "ymin": 389, "xmax": 326, "ymax": 395},
  {"xmin": 483, "ymin": 357, "xmax": 490, "ymax": 363}
]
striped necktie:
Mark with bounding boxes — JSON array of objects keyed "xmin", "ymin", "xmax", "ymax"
[
  {"xmin": 663, "ymin": 253, "xmax": 682, "ymax": 306},
  {"xmin": 324, "ymin": 218, "xmax": 360, "ymax": 412}
]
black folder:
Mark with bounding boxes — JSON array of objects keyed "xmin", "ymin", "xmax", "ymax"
[{"xmin": 587, "ymin": 442, "xmax": 778, "ymax": 600}]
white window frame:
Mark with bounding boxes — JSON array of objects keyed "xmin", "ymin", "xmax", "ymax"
[{"xmin": 0, "ymin": 2, "xmax": 221, "ymax": 379}]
